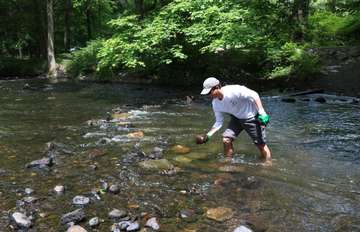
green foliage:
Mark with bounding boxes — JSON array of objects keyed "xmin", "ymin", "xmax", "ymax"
[
  {"xmin": 308, "ymin": 11, "xmax": 360, "ymax": 45},
  {"xmin": 66, "ymin": 39, "xmax": 104, "ymax": 77},
  {"xmin": 267, "ymin": 42, "xmax": 319, "ymax": 79},
  {"xmin": 75, "ymin": 0, "xmax": 296, "ymax": 78}
]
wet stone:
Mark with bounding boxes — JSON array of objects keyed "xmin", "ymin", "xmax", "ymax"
[
  {"xmin": 180, "ymin": 209, "xmax": 195, "ymax": 219},
  {"xmin": 25, "ymin": 157, "xmax": 53, "ymax": 169},
  {"xmin": 233, "ymin": 225, "xmax": 253, "ymax": 232},
  {"xmin": 11, "ymin": 212, "xmax": 32, "ymax": 228},
  {"xmin": 138, "ymin": 159, "xmax": 174, "ymax": 171},
  {"xmin": 206, "ymin": 207, "xmax": 234, "ymax": 222},
  {"xmin": 172, "ymin": 145, "xmax": 191, "ymax": 154},
  {"xmin": 95, "ymin": 137, "xmax": 112, "ymax": 145},
  {"xmin": 87, "ymin": 148, "xmax": 106, "ymax": 159},
  {"xmin": 109, "ymin": 184, "xmax": 120, "ymax": 194},
  {"xmin": 24, "ymin": 188, "xmax": 34, "ymax": 195},
  {"xmin": 145, "ymin": 217, "xmax": 160, "ymax": 230},
  {"xmin": 22, "ymin": 196, "xmax": 38, "ymax": 204},
  {"xmin": 72, "ymin": 196, "xmax": 90, "ymax": 206},
  {"xmin": 67, "ymin": 225, "xmax": 88, "ymax": 232},
  {"xmin": 54, "ymin": 185, "xmax": 65, "ymax": 195},
  {"xmin": 126, "ymin": 221, "xmax": 140, "ymax": 231},
  {"xmin": 109, "ymin": 209, "xmax": 127, "ymax": 219},
  {"xmin": 88, "ymin": 217, "xmax": 100, "ymax": 227},
  {"xmin": 60, "ymin": 208, "xmax": 85, "ymax": 225}
]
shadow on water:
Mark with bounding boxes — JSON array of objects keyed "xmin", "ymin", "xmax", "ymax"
[{"xmin": 0, "ymin": 79, "xmax": 359, "ymax": 231}]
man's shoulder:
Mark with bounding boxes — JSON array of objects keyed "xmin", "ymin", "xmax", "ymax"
[{"xmin": 223, "ymin": 84, "xmax": 241, "ymax": 90}]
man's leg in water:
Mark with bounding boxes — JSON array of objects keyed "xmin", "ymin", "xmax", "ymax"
[
  {"xmin": 223, "ymin": 137, "xmax": 234, "ymax": 157},
  {"xmin": 256, "ymin": 143, "xmax": 272, "ymax": 165}
]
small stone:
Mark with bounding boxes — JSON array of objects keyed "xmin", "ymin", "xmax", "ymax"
[
  {"xmin": 180, "ymin": 209, "xmax": 194, "ymax": 218},
  {"xmin": 11, "ymin": 212, "xmax": 32, "ymax": 228},
  {"xmin": 127, "ymin": 131, "xmax": 144, "ymax": 138},
  {"xmin": 60, "ymin": 209, "xmax": 86, "ymax": 225},
  {"xmin": 109, "ymin": 184, "xmax": 120, "ymax": 194},
  {"xmin": 54, "ymin": 185, "xmax": 65, "ymax": 195},
  {"xmin": 24, "ymin": 188, "xmax": 34, "ymax": 195},
  {"xmin": 89, "ymin": 217, "xmax": 100, "ymax": 227},
  {"xmin": 138, "ymin": 159, "xmax": 174, "ymax": 171},
  {"xmin": 67, "ymin": 225, "xmax": 88, "ymax": 232},
  {"xmin": 233, "ymin": 225, "xmax": 253, "ymax": 232},
  {"xmin": 145, "ymin": 217, "xmax": 160, "ymax": 230},
  {"xmin": 23, "ymin": 196, "xmax": 38, "ymax": 204},
  {"xmin": 172, "ymin": 145, "xmax": 190, "ymax": 154},
  {"xmin": 206, "ymin": 207, "xmax": 234, "ymax": 222},
  {"xmin": 72, "ymin": 195, "xmax": 90, "ymax": 206},
  {"xmin": 109, "ymin": 209, "xmax": 127, "ymax": 219},
  {"xmin": 126, "ymin": 221, "xmax": 140, "ymax": 231}
]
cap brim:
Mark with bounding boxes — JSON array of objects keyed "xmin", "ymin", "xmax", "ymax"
[{"xmin": 200, "ymin": 88, "xmax": 211, "ymax": 95}]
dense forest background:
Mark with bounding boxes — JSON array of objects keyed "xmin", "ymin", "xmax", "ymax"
[{"xmin": 1, "ymin": 0, "xmax": 359, "ymax": 84}]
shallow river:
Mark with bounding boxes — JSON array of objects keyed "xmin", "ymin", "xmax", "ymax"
[{"xmin": 0, "ymin": 79, "xmax": 359, "ymax": 231}]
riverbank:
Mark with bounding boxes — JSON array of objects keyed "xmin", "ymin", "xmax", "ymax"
[{"xmin": 1, "ymin": 46, "xmax": 360, "ymax": 96}]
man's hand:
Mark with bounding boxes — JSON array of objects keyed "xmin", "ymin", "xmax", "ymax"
[
  {"xmin": 257, "ymin": 113, "xmax": 270, "ymax": 126},
  {"xmin": 195, "ymin": 134, "xmax": 210, "ymax": 144}
]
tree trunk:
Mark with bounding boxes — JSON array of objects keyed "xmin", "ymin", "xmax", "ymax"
[
  {"xmin": 47, "ymin": 0, "xmax": 57, "ymax": 80},
  {"xmin": 86, "ymin": 8, "xmax": 92, "ymax": 39},
  {"xmin": 134, "ymin": 0, "xmax": 144, "ymax": 19},
  {"xmin": 64, "ymin": 0, "xmax": 72, "ymax": 51},
  {"xmin": 33, "ymin": 0, "xmax": 47, "ymax": 58},
  {"xmin": 328, "ymin": 0, "xmax": 336, "ymax": 12},
  {"xmin": 292, "ymin": 0, "xmax": 310, "ymax": 41}
]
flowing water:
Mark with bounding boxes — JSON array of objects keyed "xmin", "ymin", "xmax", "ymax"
[{"xmin": 0, "ymin": 79, "xmax": 359, "ymax": 231}]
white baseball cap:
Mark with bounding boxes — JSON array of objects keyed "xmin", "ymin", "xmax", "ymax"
[{"xmin": 200, "ymin": 77, "xmax": 220, "ymax": 95}]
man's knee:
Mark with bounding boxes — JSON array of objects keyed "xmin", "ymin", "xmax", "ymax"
[{"xmin": 223, "ymin": 137, "xmax": 232, "ymax": 145}]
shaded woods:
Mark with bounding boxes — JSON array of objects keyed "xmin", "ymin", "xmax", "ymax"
[{"xmin": 1, "ymin": 0, "xmax": 359, "ymax": 84}]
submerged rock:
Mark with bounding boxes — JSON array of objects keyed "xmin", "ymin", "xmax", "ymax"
[
  {"xmin": 60, "ymin": 209, "xmax": 85, "ymax": 225},
  {"xmin": 72, "ymin": 196, "xmax": 90, "ymax": 206},
  {"xmin": 54, "ymin": 185, "xmax": 65, "ymax": 195},
  {"xmin": 127, "ymin": 131, "xmax": 144, "ymax": 138},
  {"xmin": 11, "ymin": 212, "xmax": 32, "ymax": 228},
  {"xmin": 145, "ymin": 217, "xmax": 160, "ymax": 230},
  {"xmin": 233, "ymin": 225, "xmax": 253, "ymax": 232},
  {"xmin": 138, "ymin": 159, "xmax": 174, "ymax": 171},
  {"xmin": 88, "ymin": 217, "xmax": 100, "ymax": 227},
  {"xmin": 67, "ymin": 225, "xmax": 88, "ymax": 232},
  {"xmin": 171, "ymin": 145, "xmax": 190, "ymax": 154},
  {"xmin": 126, "ymin": 221, "xmax": 140, "ymax": 231},
  {"xmin": 109, "ymin": 184, "xmax": 120, "ymax": 194},
  {"xmin": 25, "ymin": 157, "xmax": 53, "ymax": 169},
  {"xmin": 108, "ymin": 209, "xmax": 127, "ymax": 219},
  {"xmin": 206, "ymin": 207, "xmax": 234, "ymax": 222}
]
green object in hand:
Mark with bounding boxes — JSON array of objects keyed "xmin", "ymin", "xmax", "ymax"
[
  {"xmin": 204, "ymin": 133, "xmax": 212, "ymax": 143},
  {"xmin": 258, "ymin": 113, "xmax": 270, "ymax": 126}
]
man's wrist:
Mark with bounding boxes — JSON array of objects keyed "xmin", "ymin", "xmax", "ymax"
[
  {"xmin": 205, "ymin": 133, "xmax": 212, "ymax": 141},
  {"xmin": 258, "ymin": 108, "xmax": 266, "ymax": 115}
]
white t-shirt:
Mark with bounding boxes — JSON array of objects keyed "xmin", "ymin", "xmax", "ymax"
[{"xmin": 211, "ymin": 85, "xmax": 260, "ymax": 131}]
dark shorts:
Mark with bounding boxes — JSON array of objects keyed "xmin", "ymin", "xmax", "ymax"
[{"xmin": 222, "ymin": 115, "xmax": 266, "ymax": 145}]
